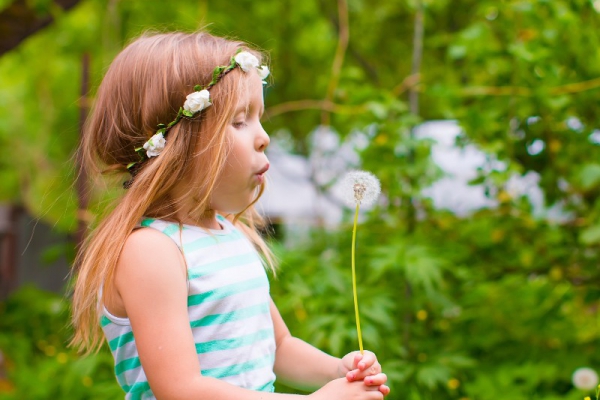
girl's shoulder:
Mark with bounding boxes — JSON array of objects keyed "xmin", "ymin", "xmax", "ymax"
[
  {"xmin": 105, "ymin": 225, "xmax": 187, "ymax": 318},
  {"xmin": 120, "ymin": 227, "xmax": 186, "ymax": 270}
]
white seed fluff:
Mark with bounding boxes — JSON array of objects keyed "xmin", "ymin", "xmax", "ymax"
[
  {"xmin": 572, "ymin": 367, "xmax": 599, "ymax": 390},
  {"xmin": 340, "ymin": 170, "xmax": 381, "ymax": 207}
]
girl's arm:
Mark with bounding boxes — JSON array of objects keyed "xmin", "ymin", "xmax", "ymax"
[
  {"xmin": 114, "ymin": 229, "xmax": 384, "ymax": 400},
  {"xmin": 270, "ymin": 299, "xmax": 339, "ymax": 390},
  {"xmin": 270, "ymin": 300, "xmax": 389, "ymax": 394}
]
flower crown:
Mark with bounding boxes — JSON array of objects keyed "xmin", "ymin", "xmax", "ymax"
[{"xmin": 123, "ymin": 50, "xmax": 269, "ymax": 189}]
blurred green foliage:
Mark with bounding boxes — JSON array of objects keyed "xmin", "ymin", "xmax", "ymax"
[
  {"xmin": 0, "ymin": 287, "xmax": 122, "ymax": 399},
  {"xmin": 0, "ymin": 0, "xmax": 599, "ymax": 399}
]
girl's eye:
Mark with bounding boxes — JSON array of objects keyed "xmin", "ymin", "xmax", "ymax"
[{"xmin": 233, "ymin": 121, "xmax": 246, "ymax": 129}]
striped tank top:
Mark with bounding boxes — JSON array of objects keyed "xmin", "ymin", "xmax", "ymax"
[{"xmin": 101, "ymin": 215, "xmax": 277, "ymax": 399}]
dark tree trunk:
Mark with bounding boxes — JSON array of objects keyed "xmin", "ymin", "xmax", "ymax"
[{"xmin": 0, "ymin": 205, "xmax": 21, "ymax": 299}]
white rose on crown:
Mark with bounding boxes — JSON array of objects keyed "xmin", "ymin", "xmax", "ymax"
[
  {"xmin": 143, "ymin": 132, "xmax": 166, "ymax": 158},
  {"xmin": 183, "ymin": 89, "xmax": 211, "ymax": 113},
  {"xmin": 258, "ymin": 65, "xmax": 270, "ymax": 82},
  {"xmin": 234, "ymin": 51, "xmax": 260, "ymax": 72}
]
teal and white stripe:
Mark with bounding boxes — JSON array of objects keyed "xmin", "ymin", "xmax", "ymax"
[{"xmin": 101, "ymin": 216, "xmax": 276, "ymax": 399}]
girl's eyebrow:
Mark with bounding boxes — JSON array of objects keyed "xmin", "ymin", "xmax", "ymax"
[{"xmin": 233, "ymin": 103, "xmax": 249, "ymax": 116}]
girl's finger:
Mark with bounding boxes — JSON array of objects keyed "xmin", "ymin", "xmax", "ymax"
[
  {"xmin": 347, "ymin": 368, "xmax": 365, "ymax": 381},
  {"xmin": 379, "ymin": 384, "xmax": 391, "ymax": 396},
  {"xmin": 363, "ymin": 373, "xmax": 387, "ymax": 386},
  {"xmin": 357, "ymin": 351, "xmax": 376, "ymax": 370},
  {"xmin": 353, "ymin": 352, "xmax": 363, "ymax": 369},
  {"xmin": 348, "ymin": 365, "xmax": 384, "ymax": 382},
  {"xmin": 346, "ymin": 370, "xmax": 357, "ymax": 381}
]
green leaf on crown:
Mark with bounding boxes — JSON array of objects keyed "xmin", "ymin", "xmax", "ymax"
[{"xmin": 212, "ymin": 66, "xmax": 226, "ymax": 83}]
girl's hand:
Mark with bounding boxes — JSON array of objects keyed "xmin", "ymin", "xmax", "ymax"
[
  {"xmin": 309, "ymin": 378, "xmax": 384, "ymax": 400},
  {"xmin": 339, "ymin": 351, "xmax": 390, "ymax": 396}
]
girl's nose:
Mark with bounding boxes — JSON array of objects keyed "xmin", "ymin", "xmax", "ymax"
[{"xmin": 257, "ymin": 125, "xmax": 270, "ymax": 152}]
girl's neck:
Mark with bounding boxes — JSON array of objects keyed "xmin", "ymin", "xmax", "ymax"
[{"xmin": 176, "ymin": 209, "xmax": 223, "ymax": 230}]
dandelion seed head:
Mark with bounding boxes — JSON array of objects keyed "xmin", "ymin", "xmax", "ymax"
[
  {"xmin": 340, "ymin": 170, "xmax": 381, "ymax": 207},
  {"xmin": 572, "ymin": 367, "xmax": 599, "ymax": 390}
]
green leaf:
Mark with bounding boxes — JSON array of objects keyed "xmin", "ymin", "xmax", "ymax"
[
  {"xmin": 415, "ymin": 364, "xmax": 451, "ymax": 389},
  {"xmin": 193, "ymin": 85, "xmax": 201, "ymax": 91},
  {"xmin": 403, "ymin": 246, "xmax": 444, "ymax": 294},
  {"xmin": 212, "ymin": 66, "xmax": 225, "ymax": 82},
  {"xmin": 182, "ymin": 110, "xmax": 193, "ymax": 117},
  {"xmin": 448, "ymin": 44, "xmax": 467, "ymax": 60},
  {"xmin": 580, "ymin": 224, "xmax": 600, "ymax": 245},
  {"xmin": 578, "ymin": 163, "xmax": 600, "ymax": 190},
  {"xmin": 367, "ymin": 101, "xmax": 388, "ymax": 119}
]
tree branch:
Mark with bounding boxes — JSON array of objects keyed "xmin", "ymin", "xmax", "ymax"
[
  {"xmin": 322, "ymin": 3, "xmax": 379, "ymax": 86},
  {"xmin": 409, "ymin": 1, "xmax": 424, "ymax": 115},
  {"xmin": 404, "ymin": 0, "xmax": 425, "ymax": 356},
  {"xmin": 459, "ymin": 77, "xmax": 600, "ymax": 97},
  {"xmin": 0, "ymin": 0, "xmax": 81, "ymax": 56},
  {"xmin": 265, "ymin": 99, "xmax": 367, "ymax": 119},
  {"xmin": 321, "ymin": 0, "xmax": 349, "ymax": 126}
]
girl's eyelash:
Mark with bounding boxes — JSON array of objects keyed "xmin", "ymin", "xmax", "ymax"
[{"xmin": 233, "ymin": 121, "xmax": 246, "ymax": 128}]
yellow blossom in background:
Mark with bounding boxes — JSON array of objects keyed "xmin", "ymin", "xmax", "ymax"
[
  {"xmin": 497, "ymin": 190, "xmax": 511, "ymax": 203},
  {"xmin": 491, "ymin": 229, "xmax": 505, "ymax": 243},
  {"xmin": 549, "ymin": 266, "xmax": 563, "ymax": 280},
  {"xmin": 82, "ymin": 377, "xmax": 93, "ymax": 387},
  {"xmin": 56, "ymin": 352, "xmax": 68, "ymax": 364},
  {"xmin": 416, "ymin": 310, "xmax": 428, "ymax": 321},
  {"xmin": 44, "ymin": 345, "xmax": 56, "ymax": 356},
  {"xmin": 448, "ymin": 378, "xmax": 460, "ymax": 390},
  {"xmin": 375, "ymin": 134, "xmax": 388, "ymax": 145}
]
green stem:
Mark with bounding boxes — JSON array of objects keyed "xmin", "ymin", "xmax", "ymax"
[{"xmin": 351, "ymin": 203, "xmax": 364, "ymax": 354}]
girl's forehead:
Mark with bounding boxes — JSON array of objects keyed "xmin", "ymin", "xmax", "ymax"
[{"xmin": 235, "ymin": 75, "xmax": 264, "ymax": 112}]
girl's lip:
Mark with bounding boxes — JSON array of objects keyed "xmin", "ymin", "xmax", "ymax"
[
  {"xmin": 255, "ymin": 163, "xmax": 269, "ymax": 184},
  {"xmin": 256, "ymin": 163, "xmax": 270, "ymax": 175}
]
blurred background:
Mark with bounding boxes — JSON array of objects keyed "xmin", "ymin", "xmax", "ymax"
[{"xmin": 0, "ymin": 0, "xmax": 599, "ymax": 399}]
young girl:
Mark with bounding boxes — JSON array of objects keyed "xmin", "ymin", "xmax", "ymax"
[{"xmin": 71, "ymin": 31, "xmax": 390, "ymax": 399}]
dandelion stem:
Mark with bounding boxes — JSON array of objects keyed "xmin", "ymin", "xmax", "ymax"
[{"xmin": 351, "ymin": 203, "xmax": 364, "ymax": 354}]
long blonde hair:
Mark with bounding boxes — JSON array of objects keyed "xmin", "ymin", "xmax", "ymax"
[{"xmin": 71, "ymin": 31, "xmax": 275, "ymax": 354}]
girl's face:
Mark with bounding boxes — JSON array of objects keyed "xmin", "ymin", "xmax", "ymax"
[{"xmin": 210, "ymin": 73, "xmax": 270, "ymax": 213}]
